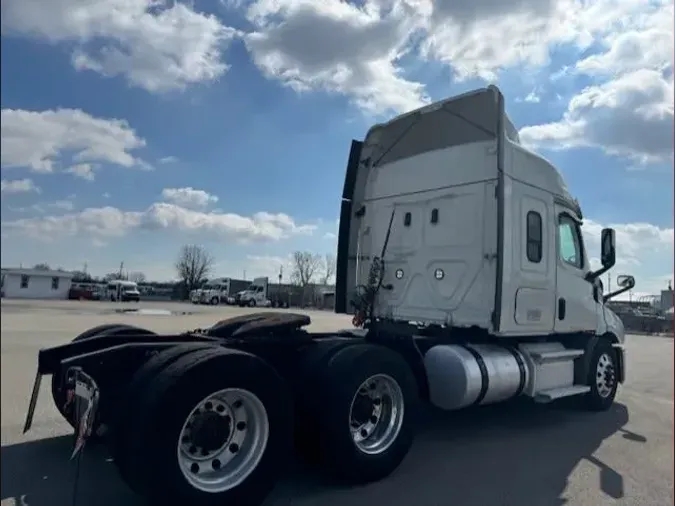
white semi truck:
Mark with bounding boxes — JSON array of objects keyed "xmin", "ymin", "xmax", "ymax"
[
  {"xmin": 234, "ymin": 277, "xmax": 291, "ymax": 308},
  {"xmin": 29, "ymin": 86, "xmax": 634, "ymax": 506},
  {"xmin": 193, "ymin": 278, "xmax": 249, "ymax": 305}
]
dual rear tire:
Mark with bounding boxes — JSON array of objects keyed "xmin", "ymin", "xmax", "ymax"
[
  {"xmin": 52, "ymin": 325, "xmax": 420, "ymax": 506},
  {"xmin": 109, "ymin": 340, "xmax": 420, "ymax": 505},
  {"xmin": 110, "ymin": 345, "xmax": 292, "ymax": 506},
  {"xmin": 294, "ymin": 342, "xmax": 420, "ymax": 484}
]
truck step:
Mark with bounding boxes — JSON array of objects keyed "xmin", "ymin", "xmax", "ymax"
[
  {"xmin": 529, "ymin": 349, "xmax": 584, "ymax": 364},
  {"xmin": 534, "ymin": 385, "xmax": 590, "ymax": 403}
]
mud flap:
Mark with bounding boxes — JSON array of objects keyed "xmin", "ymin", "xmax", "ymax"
[
  {"xmin": 70, "ymin": 368, "xmax": 100, "ymax": 460},
  {"xmin": 23, "ymin": 370, "xmax": 43, "ymax": 434}
]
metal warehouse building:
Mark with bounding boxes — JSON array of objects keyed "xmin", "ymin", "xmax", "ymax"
[{"xmin": 0, "ymin": 268, "xmax": 74, "ymax": 299}]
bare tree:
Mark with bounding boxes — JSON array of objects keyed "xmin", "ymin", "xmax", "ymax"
[
  {"xmin": 176, "ymin": 245, "xmax": 214, "ymax": 295},
  {"xmin": 319, "ymin": 254, "xmax": 336, "ymax": 286},
  {"xmin": 103, "ymin": 272, "xmax": 125, "ymax": 282},
  {"xmin": 290, "ymin": 251, "xmax": 321, "ymax": 287},
  {"xmin": 128, "ymin": 271, "xmax": 147, "ymax": 284},
  {"xmin": 33, "ymin": 263, "xmax": 50, "ymax": 271}
]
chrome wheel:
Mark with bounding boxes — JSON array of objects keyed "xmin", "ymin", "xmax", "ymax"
[
  {"xmin": 596, "ymin": 352, "xmax": 616, "ymax": 398},
  {"xmin": 176, "ymin": 388, "xmax": 269, "ymax": 493},
  {"xmin": 348, "ymin": 374, "xmax": 405, "ymax": 455}
]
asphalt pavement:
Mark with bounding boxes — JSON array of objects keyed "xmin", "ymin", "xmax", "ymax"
[{"xmin": 1, "ymin": 299, "xmax": 673, "ymax": 506}]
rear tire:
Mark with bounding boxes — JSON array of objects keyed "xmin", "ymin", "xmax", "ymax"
[
  {"xmin": 110, "ymin": 343, "xmax": 216, "ymax": 491},
  {"xmin": 248, "ymin": 300, "xmax": 256, "ymax": 308},
  {"xmin": 297, "ymin": 343, "xmax": 419, "ymax": 484},
  {"xmin": 115, "ymin": 347, "xmax": 292, "ymax": 506},
  {"xmin": 580, "ymin": 339, "xmax": 618, "ymax": 411},
  {"xmin": 211, "ymin": 297, "xmax": 219, "ymax": 305}
]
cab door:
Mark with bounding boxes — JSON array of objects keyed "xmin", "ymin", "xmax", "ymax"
[{"xmin": 553, "ymin": 206, "xmax": 597, "ymax": 333}]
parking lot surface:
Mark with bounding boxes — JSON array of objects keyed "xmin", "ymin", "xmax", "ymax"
[{"xmin": 1, "ymin": 299, "xmax": 673, "ymax": 506}]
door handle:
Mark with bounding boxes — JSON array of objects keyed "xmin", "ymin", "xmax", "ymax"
[{"xmin": 558, "ymin": 298, "xmax": 566, "ymax": 320}]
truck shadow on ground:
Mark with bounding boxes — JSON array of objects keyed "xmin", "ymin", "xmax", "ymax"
[{"xmin": 1, "ymin": 400, "xmax": 641, "ymax": 506}]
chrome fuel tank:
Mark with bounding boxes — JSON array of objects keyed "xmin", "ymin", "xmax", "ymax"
[{"xmin": 423, "ymin": 344, "xmax": 529, "ymax": 410}]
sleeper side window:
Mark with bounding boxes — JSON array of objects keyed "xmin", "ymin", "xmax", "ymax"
[{"xmin": 526, "ymin": 211, "xmax": 542, "ymax": 263}]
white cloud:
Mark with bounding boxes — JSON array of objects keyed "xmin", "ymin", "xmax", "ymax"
[
  {"xmin": 66, "ymin": 163, "xmax": 96, "ymax": 181},
  {"xmin": 1, "ymin": 0, "xmax": 237, "ymax": 93},
  {"xmin": 520, "ymin": 0, "xmax": 673, "ymax": 164},
  {"xmin": 244, "ymin": 0, "xmax": 429, "ymax": 114},
  {"xmin": 575, "ymin": 2, "xmax": 673, "ymax": 78},
  {"xmin": 158, "ymin": 156, "xmax": 178, "ymax": 164},
  {"xmin": 582, "ymin": 219, "xmax": 673, "ymax": 296},
  {"xmin": 0, "ymin": 178, "xmax": 41, "ymax": 194},
  {"xmin": 161, "ymin": 187, "xmax": 219, "ymax": 209},
  {"xmin": 1, "ymin": 203, "xmax": 317, "ymax": 242},
  {"xmin": 520, "ymin": 70, "xmax": 674, "ymax": 164},
  {"xmin": 1, "ymin": 108, "xmax": 149, "ymax": 174}
]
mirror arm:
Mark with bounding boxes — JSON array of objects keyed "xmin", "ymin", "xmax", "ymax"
[
  {"xmin": 586, "ymin": 264, "xmax": 611, "ymax": 282},
  {"xmin": 603, "ymin": 285, "xmax": 633, "ymax": 303}
]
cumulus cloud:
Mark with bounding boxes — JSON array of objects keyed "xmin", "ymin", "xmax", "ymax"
[
  {"xmin": 1, "ymin": 0, "xmax": 237, "ymax": 92},
  {"xmin": 0, "ymin": 178, "xmax": 41, "ymax": 194},
  {"xmin": 520, "ymin": 70, "xmax": 674, "ymax": 163},
  {"xmin": 236, "ymin": 0, "xmax": 675, "ymax": 127},
  {"xmin": 244, "ymin": 0, "xmax": 429, "ymax": 114},
  {"xmin": 1, "ymin": 108, "xmax": 149, "ymax": 175},
  {"xmin": 520, "ymin": 0, "xmax": 673, "ymax": 165},
  {"xmin": 581, "ymin": 218, "xmax": 674, "ymax": 295},
  {"xmin": 161, "ymin": 187, "xmax": 219, "ymax": 209},
  {"xmin": 1, "ymin": 203, "xmax": 317, "ymax": 243}
]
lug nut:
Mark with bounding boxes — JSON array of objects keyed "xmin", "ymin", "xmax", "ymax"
[
  {"xmin": 212, "ymin": 459, "xmax": 221, "ymax": 470},
  {"xmin": 229, "ymin": 443, "xmax": 239, "ymax": 453},
  {"xmin": 190, "ymin": 463, "xmax": 199, "ymax": 474},
  {"xmin": 204, "ymin": 402, "xmax": 213, "ymax": 410},
  {"xmin": 236, "ymin": 421, "xmax": 246, "ymax": 431},
  {"xmin": 216, "ymin": 405, "xmax": 225, "ymax": 413}
]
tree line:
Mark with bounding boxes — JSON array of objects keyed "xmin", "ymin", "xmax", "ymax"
[
  {"xmin": 175, "ymin": 245, "xmax": 336, "ymax": 294},
  {"xmin": 32, "ymin": 245, "xmax": 337, "ymax": 297}
]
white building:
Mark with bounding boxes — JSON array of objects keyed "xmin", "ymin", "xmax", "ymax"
[{"xmin": 1, "ymin": 268, "xmax": 74, "ymax": 300}]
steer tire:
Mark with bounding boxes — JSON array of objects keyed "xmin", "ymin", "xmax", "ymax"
[
  {"xmin": 50, "ymin": 324, "xmax": 155, "ymax": 436},
  {"xmin": 579, "ymin": 339, "xmax": 619, "ymax": 412},
  {"xmin": 117, "ymin": 347, "xmax": 292, "ymax": 506},
  {"xmin": 298, "ymin": 343, "xmax": 419, "ymax": 484}
]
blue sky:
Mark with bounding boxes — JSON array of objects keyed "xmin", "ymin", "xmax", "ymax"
[{"xmin": 1, "ymin": 0, "xmax": 673, "ymax": 295}]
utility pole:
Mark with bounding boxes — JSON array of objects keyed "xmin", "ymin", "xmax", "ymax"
[{"xmin": 118, "ymin": 262, "xmax": 124, "ymax": 280}]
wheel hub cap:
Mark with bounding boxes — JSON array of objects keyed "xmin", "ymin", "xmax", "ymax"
[
  {"xmin": 348, "ymin": 374, "xmax": 405, "ymax": 456},
  {"xmin": 596, "ymin": 352, "xmax": 615, "ymax": 398},
  {"xmin": 190, "ymin": 411, "xmax": 231, "ymax": 452},
  {"xmin": 176, "ymin": 389, "xmax": 269, "ymax": 493}
]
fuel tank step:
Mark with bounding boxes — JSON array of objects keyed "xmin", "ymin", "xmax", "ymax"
[
  {"xmin": 529, "ymin": 349, "xmax": 584, "ymax": 364},
  {"xmin": 533, "ymin": 385, "xmax": 590, "ymax": 403}
]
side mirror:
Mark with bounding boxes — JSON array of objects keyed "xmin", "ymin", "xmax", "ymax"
[
  {"xmin": 616, "ymin": 275, "xmax": 635, "ymax": 289},
  {"xmin": 600, "ymin": 228, "xmax": 616, "ymax": 268},
  {"xmin": 603, "ymin": 273, "xmax": 636, "ymax": 302}
]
